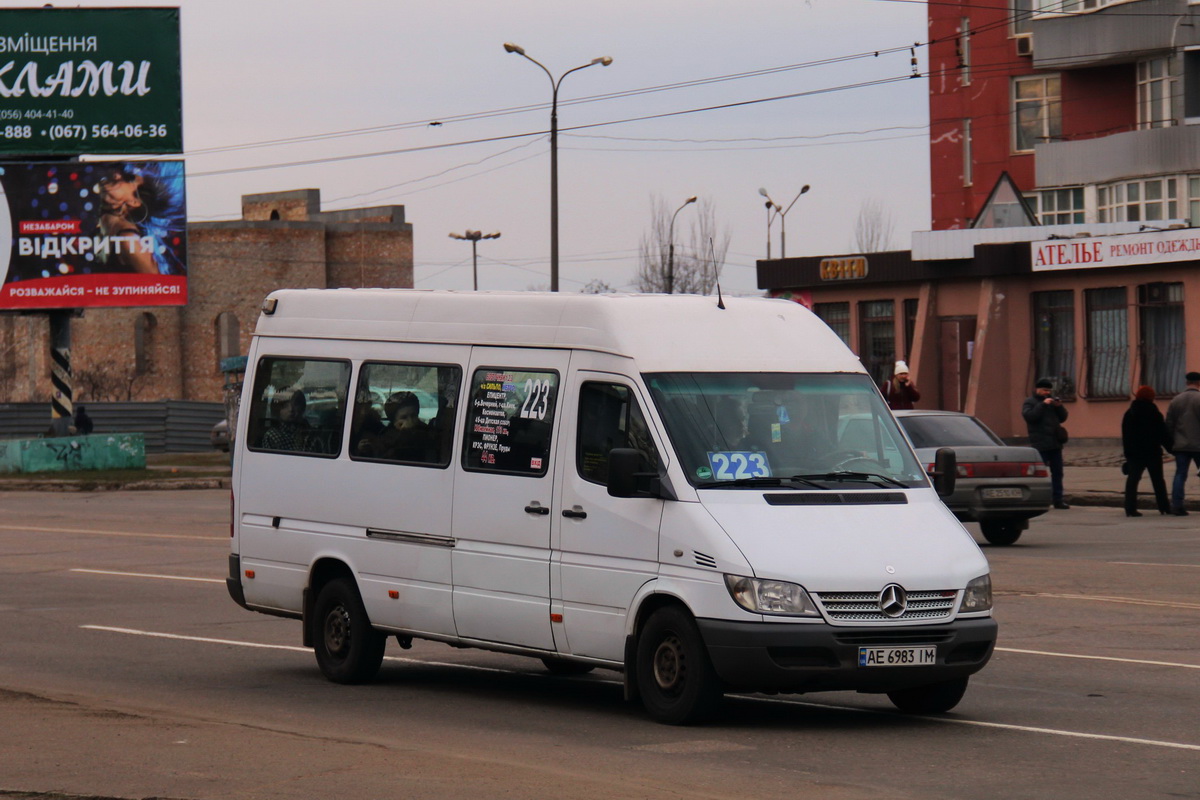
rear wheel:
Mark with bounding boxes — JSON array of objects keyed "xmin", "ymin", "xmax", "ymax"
[
  {"xmin": 636, "ymin": 606, "xmax": 723, "ymax": 725},
  {"xmin": 540, "ymin": 657, "xmax": 595, "ymax": 676},
  {"xmin": 313, "ymin": 577, "xmax": 386, "ymax": 684},
  {"xmin": 887, "ymin": 677, "xmax": 969, "ymax": 714},
  {"xmin": 980, "ymin": 521, "xmax": 1023, "ymax": 546}
]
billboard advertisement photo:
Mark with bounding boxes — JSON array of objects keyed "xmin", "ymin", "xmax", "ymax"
[
  {"xmin": 0, "ymin": 7, "xmax": 183, "ymax": 155},
  {"xmin": 0, "ymin": 160, "xmax": 187, "ymax": 310}
]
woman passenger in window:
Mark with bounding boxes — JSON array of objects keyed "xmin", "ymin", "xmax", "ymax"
[{"xmin": 262, "ymin": 389, "xmax": 313, "ymax": 452}]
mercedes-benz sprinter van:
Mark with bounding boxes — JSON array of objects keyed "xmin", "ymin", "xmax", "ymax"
[{"xmin": 226, "ymin": 289, "xmax": 996, "ymax": 724}]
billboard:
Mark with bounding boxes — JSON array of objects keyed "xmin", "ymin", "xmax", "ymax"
[
  {"xmin": 0, "ymin": 160, "xmax": 187, "ymax": 310},
  {"xmin": 0, "ymin": 7, "xmax": 182, "ymax": 155}
]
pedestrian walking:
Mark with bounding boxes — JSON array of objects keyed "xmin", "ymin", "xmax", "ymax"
[
  {"xmin": 1022, "ymin": 378, "xmax": 1070, "ymax": 509},
  {"xmin": 882, "ymin": 360, "xmax": 920, "ymax": 410},
  {"xmin": 1121, "ymin": 386, "xmax": 1171, "ymax": 517},
  {"xmin": 1164, "ymin": 371, "xmax": 1200, "ymax": 515}
]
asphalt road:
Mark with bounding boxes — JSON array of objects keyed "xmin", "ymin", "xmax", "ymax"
[{"xmin": 0, "ymin": 491, "xmax": 1196, "ymax": 800}]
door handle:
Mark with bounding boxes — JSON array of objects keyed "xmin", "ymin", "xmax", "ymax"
[
  {"xmin": 562, "ymin": 506, "xmax": 588, "ymax": 520},
  {"xmin": 524, "ymin": 503, "xmax": 551, "ymax": 516}
]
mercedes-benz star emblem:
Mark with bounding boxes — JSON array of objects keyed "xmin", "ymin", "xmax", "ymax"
[{"xmin": 878, "ymin": 583, "xmax": 908, "ymax": 618}]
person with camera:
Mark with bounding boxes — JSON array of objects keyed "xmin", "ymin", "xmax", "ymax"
[
  {"xmin": 1164, "ymin": 371, "xmax": 1200, "ymax": 515},
  {"xmin": 1022, "ymin": 378, "xmax": 1069, "ymax": 510},
  {"xmin": 883, "ymin": 360, "xmax": 921, "ymax": 410}
]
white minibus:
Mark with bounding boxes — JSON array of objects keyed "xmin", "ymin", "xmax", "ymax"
[{"xmin": 226, "ymin": 289, "xmax": 995, "ymax": 724}]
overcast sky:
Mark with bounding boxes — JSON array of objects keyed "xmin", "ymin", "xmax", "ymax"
[{"xmin": 61, "ymin": 0, "xmax": 931, "ymax": 295}]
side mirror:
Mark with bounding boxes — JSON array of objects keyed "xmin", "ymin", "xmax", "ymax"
[
  {"xmin": 606, "ymin": 447, "xmax": 673, "ymax": 499},
  {"xmin": 932, "ymin": 447, "xmax": 957, "ymax": 498}
]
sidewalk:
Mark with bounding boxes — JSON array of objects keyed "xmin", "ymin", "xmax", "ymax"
[{"xmin": 1062, "ymin": 445, "xmax": 1194, "ymax": 510}]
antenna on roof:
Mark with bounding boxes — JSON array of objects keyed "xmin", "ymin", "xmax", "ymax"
[{"xmin": 709, "ymin": 237, "xmax": 725, "ymax": 309}]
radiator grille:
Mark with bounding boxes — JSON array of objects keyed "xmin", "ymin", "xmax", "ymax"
[{"xmin": 814, "ymin": 589, "xmax": 957, "ymax": 623}]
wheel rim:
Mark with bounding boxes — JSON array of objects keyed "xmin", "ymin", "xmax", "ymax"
[
  {"xmin": 652, "ymin": 633, "xmax": 685, "ymax": 695},
  {"xmin": 324, "ymin": 604, "xmax": 351, "ymax": 657}
]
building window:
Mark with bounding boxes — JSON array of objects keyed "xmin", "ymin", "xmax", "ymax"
[
  {"xmin": 1012, "ymin": 0, "xmax": 1032, "ymax": 36},
  {"xmin": 1138, "ymin": 282, "xmax": 1185, "ymax": 395},
  {"xmin": 959, "ymin": 18, "xmax": 971, "ymax": 85},
  {"xmin": 1098, "ymin": 177, "xmax": 1179, "ymax": 222},
  {"xmin": 813, "ymin": 302, "xmax": 850, "ymax": 345},
  {"xmin": 215, "ymin": 312, "xmax": 240, "ymax": 370},
  {"xmin": 1137, "ymin": 58, "xmax": 1175, "ymax": 129},
  {"xmin": 1039, "ymin": 187, "xmax": 1085, "ymax": 224},
  {"xmin": 903, "ymin": 298, "xmax": 919, "ymax": 363},
  {"xmin": 963, "ymin": 119, "xmax": 973, "ymax": 187},
  {"xmin": 134, "ymin": 312, "xmax": 157, "ymax": 376},
  {"xmin": 1012, "ymin": 74, "xmax": 1061, "ymax": 152},
  {"xmin": 1184, "ymin": 50, "xmax": 1200, "ymax": 122},
  {"xmin": 1032, "ymin": 291, "xmax": 1076, "ymax": 400},
  {"xmin": 858, "ymin": 300, "xmax": 896, "ymax": 386},
  {"xmin": 1085, "ymin": 288, "xmax": 1129, "ymax": 399}
]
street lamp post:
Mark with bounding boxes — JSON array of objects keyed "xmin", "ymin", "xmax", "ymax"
[
  {"xmin": 666, "ymin": 195, "xmax": 697, "ymax": 294},
  {"xmin": 449, "ymin": 230, "xmax": 501, "ymax": 291},
  {"xmin": 504, "ymin": 42, "xmax": 612, "ymax": 292},
  {"xmin": 759, "ymin": 185, "xmax": 810, "ymax": 259}
]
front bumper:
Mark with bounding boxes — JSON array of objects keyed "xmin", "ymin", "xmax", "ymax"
[{"xmin": 697, "ymin": 616, "xmax": 997, "ymax": 694}]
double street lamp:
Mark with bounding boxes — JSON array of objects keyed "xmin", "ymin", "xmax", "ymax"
[
  {"xmin": 449, "ymin": 229, "xmax": 501, "ymax": 291},
  {"xmin": 666, "ymin": 195, "xmax": 697, "ymax": 295},
  {"xmin": 758, "ymin": 184, "xmax": 810, "ymax": 259},
  {"xmin": 504, "ymin": 42, "xmax": 612, "ymax": 292}
]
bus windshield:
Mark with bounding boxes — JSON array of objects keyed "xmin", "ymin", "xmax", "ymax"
[{"xmin": 644, "ymin": 372, "xmax": 928, "ymax": 489}]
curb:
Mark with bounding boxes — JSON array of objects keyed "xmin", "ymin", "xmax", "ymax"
[{"xmin": 0, "ymin": 477, "xmax": 230, "ymax": 492}]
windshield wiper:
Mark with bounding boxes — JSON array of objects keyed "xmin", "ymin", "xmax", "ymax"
[
  {"xmin": 790, "ymin": 471, "xmax": 910, "ymax": 489},
  {"xmin": 696, "ymin": 476, "xmax": 827, "ymax": 490}
]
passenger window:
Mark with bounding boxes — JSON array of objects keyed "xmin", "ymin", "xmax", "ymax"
[
  {"xmin": 462, "ymin": 368, "xmax": 559, "ymax": 476},
  {"xmin": 577, "ymin": 382, "xmax": 660, "ymax": 484},
  {"xmin": 246, "ymin": 357, "xmax": 350, "ymax": 457},
  {"xmin": 350, "ymin": 362, "xmax": 461, "ymax": 467}
]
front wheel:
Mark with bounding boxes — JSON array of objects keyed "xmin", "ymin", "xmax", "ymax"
[
  {"xmin": 980, "ymin": 521, "xmax": 1023, "ymax": 546},
  {"xmin": 887, "ymin": 677, "xmax": 969, "ymax": 714},
  {"xmin": 635, "ymin": 606, "xmax": 723, "ymax": 725},
  {"xmin": 313, "ymin": 577, "xmax": 386, "ymax": 684}
]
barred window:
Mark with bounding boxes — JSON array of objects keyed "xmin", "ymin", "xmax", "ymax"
[
  {"xmin": 858, "ymin": 300, "xmax": 896, "ymax": 386},
  {"xmin": 1033, "ymin": 291, "xmax": 1076, "ymax": 400},
  {"xmin": 1085, "ymin": 288, "xmax": 1129, "ymax": 399},
  {"xmin": 1138, "ymin": 282, "xmax": 1185, "ymax": 396},
  {"xmin": 813, "ymin": 302, "xmax": 850, "ymax": 345}
]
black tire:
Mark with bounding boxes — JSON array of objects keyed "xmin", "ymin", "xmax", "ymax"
[
  {"xmin": 887, "ymin": 677, "xmax": 969, "ymax": 714},
  {"xmin": 313, "ymin": 577, "xmax": 386, "ymax": 684},
  {"xmin": 635, "ymin": 606, "xmax": 723, "ymax": 725},
  {"xmin": 980, "ymin": 521, "xmax": 1023, "ymax": 546},
  {"xmin": 540, "ymin": 657, "xmax": 595, "ymax": 676}
]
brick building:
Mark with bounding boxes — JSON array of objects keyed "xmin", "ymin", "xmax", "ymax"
[{"xmin": 0, "ymin": 189, "xmax": 413, "ymax": 404}]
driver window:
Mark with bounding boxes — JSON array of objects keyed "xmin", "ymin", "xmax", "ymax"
[{"xmin": 577, "ymin": 382, "xmax": 660, "ymax": 484}]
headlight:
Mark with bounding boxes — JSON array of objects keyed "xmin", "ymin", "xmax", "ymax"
[
  {"xmin": 961, "ymin": 574, "xmax": 992, "ymax": 612},
  {"xmin": 724, "ymin": 574, "xmax": 820, "ymax": 617}
]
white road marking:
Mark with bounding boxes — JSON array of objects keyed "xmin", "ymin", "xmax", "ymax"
[
  {"xmin": 0, "ymin": 523, "xmax": 215, "ymax": 541},
  {"xmin": 81, "ymin": 625, "xmax": 1200, "ymax": 752},
  {"xmin": 996, "ymin": 647, "xmax": 1200, "ymax": 670},
  {"xmin": 71, "ymin": 568, "xmax": 224, "ymax": 584},
  {"xmin": 1109, "ymin": 561, "xmax": 1200, "ymax": 569},
  {"xmin": 1005, "ymin": 592, "xmax": 1200, "ymax": 611}
]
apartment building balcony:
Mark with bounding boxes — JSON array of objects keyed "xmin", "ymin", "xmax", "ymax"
[
  {"xmin": 1037, "ymin": 125, "xmax": 1200, "ymax": 186},
  {"xmin": 1032, "ymin": 0, "xmax": 1199, "ymax": 70}
]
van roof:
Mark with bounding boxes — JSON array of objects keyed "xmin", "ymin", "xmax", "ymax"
[{"xmin": 254, "ymin": 289, "xmax": 866, "ymax": 373}]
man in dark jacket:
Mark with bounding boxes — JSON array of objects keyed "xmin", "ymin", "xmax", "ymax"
[
  {"xmin": 1022, "ymin": 378, "xmax": 1069, "ymax": 509},
  {"xmin": 1164, "ymin": 371, "xmax": 1200, "ymax": 515}
]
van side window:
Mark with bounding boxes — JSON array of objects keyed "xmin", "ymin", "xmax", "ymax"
[
  {"xmin": 577, "ymin": 382, "xmax": 660, "ymax": 484},
  {"xmin": 462, "ymin": 368, "xmax": 558, "ymax": 476},
  {"xmin": 350, "ymin": 362, "xmax": 461, "ymax": 467},
  {"xmin": 246, "ymin": 357, "xmax": 350, "ymax": 457}
]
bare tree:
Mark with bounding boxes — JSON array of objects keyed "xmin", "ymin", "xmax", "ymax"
[
  {"xmin": 636, "ymin": 195, "xmax": 731, "ymax": 294},
  {"xmin": 74, "ymin": 358, "xmax": 152, "ymax": 402},
  {"xmin": 853, "ymin": 198, "xmax": 897, "ymax": 253},
  {"xmin": 580, "ymin": 279, "xmax": 616, "ymax": 294}
]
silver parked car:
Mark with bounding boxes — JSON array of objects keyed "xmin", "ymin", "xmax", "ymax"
[{"xmin": 893, "ymin": 410, "xmax": 1051, "ymax": 546}]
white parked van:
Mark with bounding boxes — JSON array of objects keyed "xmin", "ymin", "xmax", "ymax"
[{"xmin": 226, "ymin": 289, "xmax": 996, "ymax": 724}]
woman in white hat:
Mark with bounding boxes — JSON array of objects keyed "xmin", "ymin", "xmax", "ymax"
[{"xmin": 883, "ymin": 360, "xmax": 920, "ymax": 410}]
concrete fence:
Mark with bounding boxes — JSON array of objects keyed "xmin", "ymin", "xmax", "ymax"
[{"xmin": 0, "ymin": 401, "xmax": 224, "ymax": 453}]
